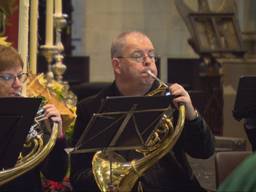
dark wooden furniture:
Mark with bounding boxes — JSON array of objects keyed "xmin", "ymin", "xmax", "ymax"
[
  {"xmin": 167, "ymin": 58, "xmax": 223, "ymax": 135},
  {"xmin": 37, "ymin": 56, "xmax": 90, "ymax": 86}
]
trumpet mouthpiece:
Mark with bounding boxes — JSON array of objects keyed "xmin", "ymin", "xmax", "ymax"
[
  {"xmin": 147, "ymin": 70, "xmax": 169, "ymax": 88},
  {"xmin": 146, "ymin": 70, "xmax": 155, "ymax": 78}
]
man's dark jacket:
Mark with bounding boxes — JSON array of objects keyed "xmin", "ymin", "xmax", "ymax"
[{"xmin": 70, "ymin": 81, "xmax": 215, "ymax": 192}]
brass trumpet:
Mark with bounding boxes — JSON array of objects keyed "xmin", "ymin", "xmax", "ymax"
[
  {"xmin": 0, "ymin": 104, "xmax": 59, "ymax": 186},
  {"xmin": 92, "ymin": 72, "xmax": 185, "ymax": 192}
]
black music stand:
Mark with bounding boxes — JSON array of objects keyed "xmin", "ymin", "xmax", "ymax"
[
  {"xmin": 0, "ymin": 97, "xmax": 42, "ymax": 169},
  {"xmin": 73, "ymin": 95, "xmax": 173, "ymax": 154},
  {"xmin": 72, "ymin": 95, "xmax": 173, "ymax": 189},
  {"xmin": 233, "ymin": 76, "xmax": 256, "ymax": 121}
]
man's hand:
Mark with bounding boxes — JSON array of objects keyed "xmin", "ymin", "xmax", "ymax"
[{"xmin": 169, "ymin": 83, "xmax": 198, "ymax": 121}]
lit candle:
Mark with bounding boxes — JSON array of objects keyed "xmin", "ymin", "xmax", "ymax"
[
  {"xmin": 55, "ymin": 0, "xmax": 62, "ymax": 16},
  {"xmin": 30, "ymin": 0, "xmax": 39, "ymax": 74},
  {"xmin": 45, "ymin": 0, "xmax": 54, "ymax": 46}
]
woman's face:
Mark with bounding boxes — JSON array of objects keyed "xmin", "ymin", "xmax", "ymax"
[{"xmin": 0, "ymin": 66, "xmax": 24, "ymax": 97}]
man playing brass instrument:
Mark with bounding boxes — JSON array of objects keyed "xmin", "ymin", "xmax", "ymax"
[
  {"xmin": 70, "ymin": 31, "xmax": 214, "ymax": 191},
  {"xmin": 0, "ymin": 45, "xmax": 68, "ymax": 192}
]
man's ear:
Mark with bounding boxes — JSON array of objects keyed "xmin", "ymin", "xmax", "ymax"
[{"xmin": 112, "ymin": 58, "xmax": 121, "ymax": 74}]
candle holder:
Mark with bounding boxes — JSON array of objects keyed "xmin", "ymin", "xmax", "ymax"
[
  {"xmin": 40, "ymin": 44, "xmax": 58, "ymax": 84},
  {"xmin": 52, "ymin": 14, "xmax": 68, "ymax": 83},
  {"xmin": 52, "ymin": 53, "xmax": 66, "ymax": 82}
]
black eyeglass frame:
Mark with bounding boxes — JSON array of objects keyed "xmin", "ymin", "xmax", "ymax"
[{"xmin": 116, "ymin": 50, "xmax": 158, "ymax": 63}]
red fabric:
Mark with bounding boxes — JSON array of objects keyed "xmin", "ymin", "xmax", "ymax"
[
  {"xmin": 5, "ymin": 0, "xmax": 19, "ymax": 49},
  {"xmin": 42, "ymin": 176, "xmax": 72, "ymax": 192}
]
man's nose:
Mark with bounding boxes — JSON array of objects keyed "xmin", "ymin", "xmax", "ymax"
[{"xmin": 143, "ymin": 55, "xmax": 153, "ymax": 66}]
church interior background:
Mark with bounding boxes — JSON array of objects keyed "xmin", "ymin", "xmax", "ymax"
[
  {"xmin": 72, "ymin": 0, "xmax": 256, "ymax": 144},
  {"xmin": 1, "ymin": 0, "xmax": 256, "ymax": 190}
]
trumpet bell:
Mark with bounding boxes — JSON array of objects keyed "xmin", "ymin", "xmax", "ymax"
[
  {"xmin": 92, "ymin": 151, "xmax": 133, "ymax": 192},
  {"xmin": 92, "ymin": 102, "xmax": 185, "ymax": 191}
]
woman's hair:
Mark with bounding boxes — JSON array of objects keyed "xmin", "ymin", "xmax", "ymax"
[{"xmin": 0, "ymin": 45, "xmax": 24, "ymax": 72}]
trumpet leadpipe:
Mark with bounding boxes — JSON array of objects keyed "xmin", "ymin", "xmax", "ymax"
[{"xmin": 147, "ymin": 70, "xmax": 169, "ymax": 88}]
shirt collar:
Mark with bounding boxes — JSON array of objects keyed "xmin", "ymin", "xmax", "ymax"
[{"xmin": 112, "ymin": 80, "xmax": 161, "ymax": 96}]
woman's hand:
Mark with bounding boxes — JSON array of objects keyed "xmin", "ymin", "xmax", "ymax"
[{"xmin": 43, "ymin": 104, "xmax": 64, "ymax": 138}]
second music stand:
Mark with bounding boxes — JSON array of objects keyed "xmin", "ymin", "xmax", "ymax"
[
  {"xmin": 233, "ymin": 76, "xmax": 256, "ymax": 120},
  {"xmin": 0, "ymin": 97, "xmax": 42, "ymax": 169}
]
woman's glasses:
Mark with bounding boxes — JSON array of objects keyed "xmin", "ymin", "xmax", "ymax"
[{"xmin": 0, "ymin": 72, "xmax": 29, "ymax": 84}]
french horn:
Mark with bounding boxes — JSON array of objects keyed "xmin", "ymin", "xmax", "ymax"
[
  {"xmin": 0, "ymin": 74, "xmax": 76, "ymax": 186},
  {"xmin": 0, "ymin": 110, "xmax": 59, "ymax": 186},
  {"xmin": 92, "ymin": 72, "xmax": 186, "ymax": 192}
]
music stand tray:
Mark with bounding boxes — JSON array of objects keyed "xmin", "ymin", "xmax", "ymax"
[
  {"xmin": 0, "ymin": 97, "xmax": 42, "ymax": 169},
  {"xmin": 73, "ymin": 95, "xmax": 173, "ymax": 154},
  {"xmin": 233, "ymin": 76, "xmax": 256, "ymax": 121}
]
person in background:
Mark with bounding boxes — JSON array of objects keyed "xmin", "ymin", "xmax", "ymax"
[
  {"xmin": 0, "ymin": 45, "xmax": 68, "ymax": 192},
  {"xmin": 217, "ymin": 151, "xmax": 255, "ymax": 192},
  {"xmin": 70, "ymin": 31, "xmax": 215, "ymax": 192}
]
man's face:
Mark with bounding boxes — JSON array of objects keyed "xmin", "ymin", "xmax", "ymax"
[
  {"xmin": 113, "ymin": 34, "xmax": 158, "ymax": 87},
  {"xmin": 0, "ymin": 66, "xmax": 24, "ymax": 97}
]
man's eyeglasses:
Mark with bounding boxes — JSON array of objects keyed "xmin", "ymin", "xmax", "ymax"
[
  {"xmin": 0, "ymin": 72, "xmax": 29, "ymax": 84},
  {"xmin": 117, "ymin": 50, "xmax": 157, "ymax": 63}
]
